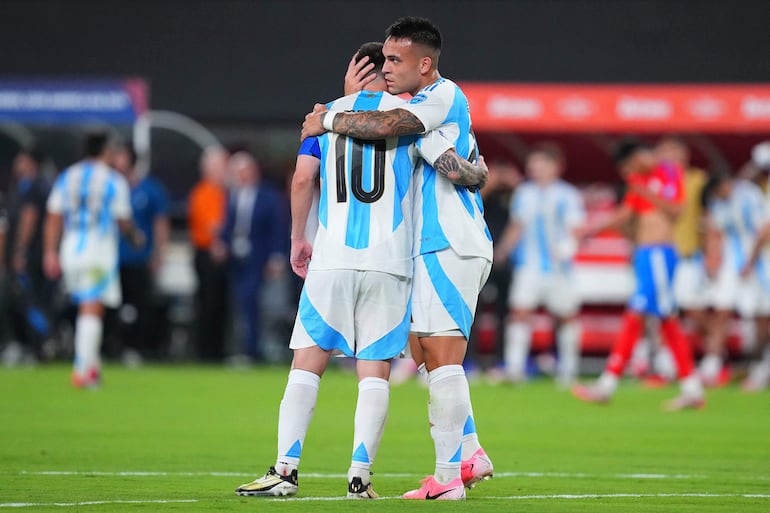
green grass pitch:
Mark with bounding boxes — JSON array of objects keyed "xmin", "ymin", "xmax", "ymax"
[{"xmin": 1, "ymin": 364, "xmax": 768, "ymax": 512}]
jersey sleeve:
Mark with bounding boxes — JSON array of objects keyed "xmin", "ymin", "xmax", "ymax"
[
  {"xmin": 46, "ymin": 174, "xmax": 66, "ymax": 214},
  {"xmin": 398, "ymin": 83, "xmax": 453, "ymax": 133},
  {"xmin": 112, "ymin": 175, "xmax": 132, "ymax": 220},
  {"xmin": 566, "ymin": 186, "xmax": 587, "ymax": 228},
  {"xmin": 298, "ymin": 136, "xmax": 321, "ymax": 159},
  {"xmin": 415, "ymin": 129, "xmax": 454, "ymax": 166},
  {"xmin": 509, "ymin": 186, "xmax": 527, "ymax": 222}
]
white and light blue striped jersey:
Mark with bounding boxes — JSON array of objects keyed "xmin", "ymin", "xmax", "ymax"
[
  {"xmin": 46, "ymin": 160, "xmax": 131, "ymax": 268},
  {"xmin": 402, "ymin": 77, "xmax": 493, "ymax": 261},
  {"xmin": 709, "ymin": 179, "xmax": 767, "ymax": 272},
  {"xmin": 311, "ymin": 90, "xmax": 452, "ymax": 277},
  {"xmin": 509, "ymin": 180, "xmax": 586, "ymax": 273}
]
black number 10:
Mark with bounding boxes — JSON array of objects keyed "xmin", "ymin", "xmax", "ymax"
[{"xmin": 335, "ymin": 136, "xmax": 386, "ymax": 204}]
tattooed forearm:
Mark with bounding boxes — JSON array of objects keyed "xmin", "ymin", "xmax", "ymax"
[
  {"xmin": 330, "ymin": 109, "xmax": 425, "ymax": 139},
  {"xmin": 434, "ymin": 149, "xmax": 488, "ymax": 188}
]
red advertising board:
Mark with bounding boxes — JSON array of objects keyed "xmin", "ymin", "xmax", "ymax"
[{"xmin": 459, "ymin": 83, "xmax": 770, "ymax": 133}]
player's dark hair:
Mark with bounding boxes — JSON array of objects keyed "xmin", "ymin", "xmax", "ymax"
[
  {"xmin": 82, "ymin": 130, "xmax": 110, "ymax": 159},
  {"xmin": 356, "ymin": 42, "xmax": 385, "ymax": 73},
  {"xmin": 385, "ymin": 16, "xmax": 442, "ymax": 52},
  {"xmin": 122, "ymin": 143, "xmax": 138, "ymax": 167},
  {"xmin": 529, "ymin": 141, "xmax": 565, "ymax": 168},
  {"xmin": 700, "ymin": 168, "xmax": 732, "ymax": 207},
  {"xmin": 613, "ymin": 138, "xmax": 650, "ymax": 165}
]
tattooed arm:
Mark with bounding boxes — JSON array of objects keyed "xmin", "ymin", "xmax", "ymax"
[
  {"xmin": 434, "ymin": 150, "xmax": 488, "ymax": 189},
  {"xmin": 301, "ymin": 105, "xmax": 425, "ymax": 141}
]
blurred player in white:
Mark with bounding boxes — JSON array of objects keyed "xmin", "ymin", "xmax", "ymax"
[
  {"xmin": 304, "ymin": 17, "xmax": 494, "ymax": 500},
  {"xmin": 700, "ymin": 170, "xmax": 770, "ymax": 386},
  {"xmin": 495, "ymin": 143, "xmax": 586, "ymax": 386},
  {"xmin": 236, "ymin": 42, "xmax": 487, "ymax": 499},
  {"xmin": 741, "ymin": 141, "xmax": 770, "ymax": 391},
  {"xmin": 43, "ymin": 131, "xmax": 142, "ymax": 388}
]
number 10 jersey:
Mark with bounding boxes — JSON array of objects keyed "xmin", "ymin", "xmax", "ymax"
[{"xmin": 310, "ymin": 90, "xmax": 452, "ymax": 278}]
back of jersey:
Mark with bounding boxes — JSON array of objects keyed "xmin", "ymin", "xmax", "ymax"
[
  {"xmin": 47, "ymin": 160, "xmax": 131, "ymax": 268},
  {"xmin": 311, "ymin": 91, "xmax": 417, "ymax": 277}
]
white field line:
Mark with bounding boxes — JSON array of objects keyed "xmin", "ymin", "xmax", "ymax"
[
  {"xmin": 19, "ymin": 470, "xmax": 770, "ymax": 481},
  {"xmin": 0, "ymin": 500, "xmax": 198, "ymax": 508},
  {"xmin": 280, "ymin": 493, "xmax": 770, "ymax": 501},
  {"xmin": 3, "ymin": 494, "xmax": 769, "ymax": 507}
]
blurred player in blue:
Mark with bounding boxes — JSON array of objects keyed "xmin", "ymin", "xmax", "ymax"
[
  {"xmin": 495, "ymin": 143, "xmax": 586, "ymax": 386},
  {"xmin": 303, "ymin": 17, "xmax": 494, "ymax": 500},
  {"xmin": 236, "ymin": 42, "xmax": 487, "ymax": 499},
  {"xmin": 43, "ymin": 131, "xmax": 143, "ymax": 388}
]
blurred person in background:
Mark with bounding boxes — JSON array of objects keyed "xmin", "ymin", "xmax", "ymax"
[
  {"xmin": 213, "ymin": 151, "xmax": 288, "ymax": 364},
  {"xmin": 699, "ymin": 170, "xmax": 770, "ymax": 387},
  {"xmin": 188, "ymin": 147, "xmax": 230, "ymax": 362},
  {"xmin": 0, "ymin": 196, "xmax": 8, "ymax": 355},
  {"xmin": 1, "ymin": 148, "xmax": 53, "ymax": 365},
  {"xmin": 740, "ymin": 141, "xmax": 770, "ymax": 391},
  {"xmin": 495, "ymin": 143, "xmax": 586, "ymax": 386},
  {"xmin": 650, "ymin": 136, "xmax": 710, "ymax": 383},
  {"xmin": 44, "ymin": 131, "xmax": 143, "ymax": 388},
  {"xmin": 572, "ymin": 139, "xmax": 704, "ymax": 410},
  {"xmin": 110, "ymin": 143, "xmax": 171, "ymax": 364}
]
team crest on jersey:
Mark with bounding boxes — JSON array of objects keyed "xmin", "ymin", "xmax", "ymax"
[{"xmin": 410, "ymin": 93, "xmax": 428, "ymax": 104}]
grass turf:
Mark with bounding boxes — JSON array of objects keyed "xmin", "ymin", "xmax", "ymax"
[{"xmin": 0, "ymin": 363, "xmax": 768, "ymax": 512}]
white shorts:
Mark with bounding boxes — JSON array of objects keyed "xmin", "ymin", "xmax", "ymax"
[
  {"xmin": 410, "ymin": 248, "xmax": 491, "ymax": 340},
  {"xmin": 508, "ymin": 268, "xmax": 580, "ymax": 318},
  {"xmin": 704, "ymin": 266, "xmax": 770, "ymax": 317},
  {"xmin": 290, "ymin": 269, "xmax": 411, "ymax": 360},
  {"xmin": 62, "ymin": 263, "xmax": 121, "ymax": 308},
  {"xmin": 673, "ymin": 256, "xmax": 708, "ymax": 311}
]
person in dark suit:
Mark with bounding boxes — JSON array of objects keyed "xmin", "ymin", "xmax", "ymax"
[{"xmin": 213, "ymin": 151, "xmax": 288, "ymax": 362}]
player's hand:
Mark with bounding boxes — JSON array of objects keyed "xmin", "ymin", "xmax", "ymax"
[
  {"xmin": 43, "ymin": 250, "xmax": 61, "ymax": 279},
  {"xmin": 301, "ymin": 104, "xmax": 329, "ymax": 141},
  {"xmin": 265, "ymin": 255, "xmax": 287, "ymax": 280},
  {"xmin": 344, "ymin": 53, "xmax": 376, "ymax": 95},
  {"xmin": 210, "ymin": 238, "xmax": 228, "ymax": 263},
  {"xmin": 739, "ymin": 263, "xmax": 753, "ymax": 279},
  {"xmin": 129, "ymin": 228, "xmax": 146, "ymax": 250},
  {"xmin": 290, "ymin": 238, "xmax": 313, "ymax": 279},
  {"xmin": 12, "ymin": 250, "xmax": 27, "ymax": 274}
]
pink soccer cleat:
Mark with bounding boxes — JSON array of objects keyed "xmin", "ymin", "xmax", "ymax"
[
  {"xmin": 402, "ymin": 476, "xmax": 466, "ymax": 500},
  {"xmin": 461, "ymin": 448, "xmax": 494, "ymax": 488},
  {"xmin": 71, "ymin": 368, "xmax": 101, "ymax": 389},
  {"xmin": 571, "ymin": 383, "xmax": 611, "ymax": 404}
]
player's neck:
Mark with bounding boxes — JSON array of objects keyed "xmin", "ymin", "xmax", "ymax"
[{"xmin": 413, "ymin": 70, "xmax": 442, "ymax": 95}]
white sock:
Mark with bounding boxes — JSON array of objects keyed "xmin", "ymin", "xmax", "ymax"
[
  {"xmin": 505, "ymin": 321, "xmax": 531, "ymax": 379},
  {"xmin": 680, "ymin": 374, "xmax": 704, "ymax": 398},
  {"xmin": 740, "ymin": 318, "xmax": 757, "ymax": 355},
  {"xmin": 557, "ymin": 321, "xmax": 581, "ymax": 385},
  {"xmin": 74, "ymin": 314, "xmax": 102, "ymax": 375},
  {"xmin": 428, "ymin": 365, "xmax": 469, "ymax": 484},
  {"xmin": 417, "ymin": 362, "xmax": 428, "ymax": 381},
  {"xmin": 699, "ymin": 354, "xmax": 722, "ymax": 382},
  {"xmin": 461, "ymin": 408, "xmax": 482, "ymax": 460},
  {"xmin": 654, "ymin": 345, "xmax": 677, "ymax": 380},
  {"xmin": 275, "ymin": 369, "xmax": 320, "ymax": 475},
  {"xmin": 349, "ymin": 377, "xmax": 389, "ymax": 478}
]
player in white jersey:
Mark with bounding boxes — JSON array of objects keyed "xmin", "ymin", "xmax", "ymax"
[
  {"xmin": 741, "ymin": 143, "xmax": 770, "ymax": 391},
  {"xmin": 699, "ymin": 172, "xmax": 770, "ymax": 386},
  {"xmin": 303, "ymin": 17, "xmax": 494, "ymax": 500},
  {"xmin": 495, "ymin": 143, "xmax": 586, "ymax": 386},
  {"xmin": 236, "ymin": 43, "xmax": 487, "ymax": 500},
  {"xmin": 43, "ymin": 131, "xmax": 141, "ymax": 388}
]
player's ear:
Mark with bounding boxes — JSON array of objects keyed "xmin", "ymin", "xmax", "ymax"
[{"xmin": 419, "ymin": 56, "xmax": 432, "ymax": 74}]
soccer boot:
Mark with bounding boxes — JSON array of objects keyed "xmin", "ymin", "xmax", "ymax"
[
  {"xmin": 662, "ymin": 393, "xmax": 706, "ymax": 411},
  {"xmin": 571, "ymin": 383, "xmax": 611, "ymax": 404},
  {"xmin": 742, "ymin": 363, "xmax": 770, "ymax": 392},
  {"xmin": 235, "ymin": 466, "xmax": 298, "ymax": 496},
  {"xmin": 347, "ymin": 476, "xmax": 379, "ymax": 499},
  {"xmin": 403, "ymin": 475, "xmax": 466, "ymax": 500},
  {"xmin": 71, "ymin": 368, "xmax": 101, "ymax": 389},
  {"xmin": 461, "ymin": 448, "xmax": 494, "ymax": 488}
]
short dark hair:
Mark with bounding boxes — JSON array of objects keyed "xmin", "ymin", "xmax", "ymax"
[
  {"xmin": 529, "ymin": 142, "xmax": 565, "ymax": 167},
  {"xmin": 82, "ymin": 130, "xmax": 110, "ymax": 159},
  {"xmin": 356, "ymin": 42, "xmax": 385, "ymax": 73},
  {"xmin": 18, "ymin": 146, "xmax": 45, "ymax": 166},
  {"xmin": 613, "ymin": 138, "xmax": 650, "ymax": 165},
  {"xmin": 385, "ymin": 16, "xmax": 442, "ymax": 52},
  {"xmin": 121, "ymin": 142, "xmax": 138, "ymax": 167}
]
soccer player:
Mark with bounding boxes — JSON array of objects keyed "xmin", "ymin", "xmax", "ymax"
[
  {"xmin": 699, "ymin": 171, "xmax": 769, "ymax": 387},
  {"xmin": 495, "ymin": 143, "xmax": 586, "ymax": 386},
  {"xmin": 303, "ymin": 17, "xmax": 494, "ymax": 500},
  {"xmin": 571, "ymin": 140, "xmax": 705, "ymax": 410},
  {"xmin": 235, "ymin": 42, "xmax": 487, "ymax": 499},
  {"xmin": 43, "ymin": 131, "xmax": 142, "ymax": 388}
]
